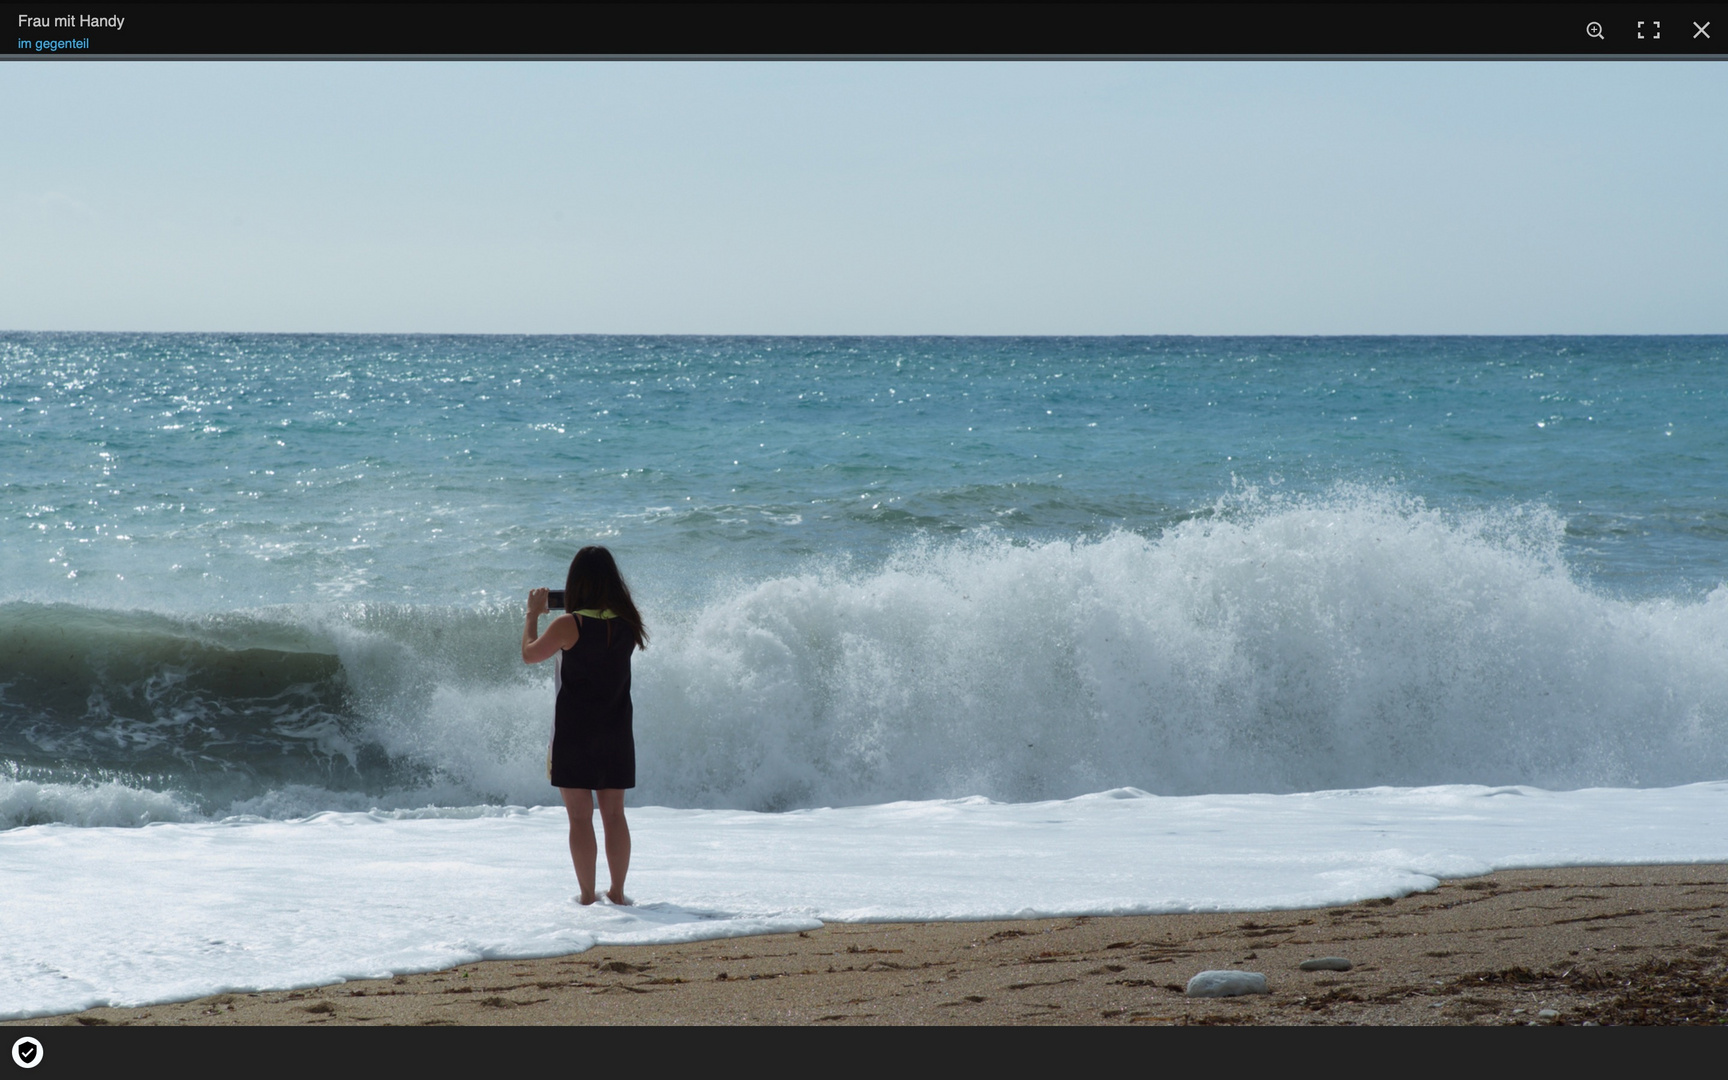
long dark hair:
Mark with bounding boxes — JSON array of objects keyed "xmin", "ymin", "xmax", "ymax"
[{"xmin": 564, "ymin": 546, "xmax": 648, "ymax": 650}]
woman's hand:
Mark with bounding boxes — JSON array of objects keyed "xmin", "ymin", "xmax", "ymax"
[{"xmin": 523, "ymin": 589, "xmax": 577, "ymax": 664}]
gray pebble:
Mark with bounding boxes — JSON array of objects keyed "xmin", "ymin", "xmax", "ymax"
[
  {"xmin": 1186, "ymin": 970, "xmax": 1270, "ymax": 997},
  {"xmin": 1298, "ymin": 957, "xmax": 1353, "ymax": 972},
  {"xmin": 1538, "ymin": 1009, "xmax": 1559, "ymax": 1019}
]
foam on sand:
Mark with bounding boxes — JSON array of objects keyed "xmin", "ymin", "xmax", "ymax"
[{"xmin": 4, "ymin": 780, "xmax": 1727, "ymax": 1019}]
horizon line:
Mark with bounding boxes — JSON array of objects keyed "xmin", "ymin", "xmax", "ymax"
[{"xmin": 5, "ymin": 329, "xmax": 1726, "ymax": 339}]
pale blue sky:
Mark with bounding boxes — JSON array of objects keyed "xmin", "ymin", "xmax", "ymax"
[{"xmin": 3, "ymin": 61, "xmax": 1723, "ymax": 333}]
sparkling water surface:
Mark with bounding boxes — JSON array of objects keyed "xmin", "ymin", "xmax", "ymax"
[{"xmin": 6, "ymin": 334, "xmax": 1725, "ymax": 607}]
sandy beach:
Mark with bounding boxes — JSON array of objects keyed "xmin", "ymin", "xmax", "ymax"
[{"xmin": 18, "ymin": 863, "xmax": 1726, "ymax": 1026}]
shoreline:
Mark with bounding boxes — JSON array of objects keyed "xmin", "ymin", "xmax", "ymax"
[{"xmin": 16, "ymin": 863, "xmax": 1728, "ymax": 1026}]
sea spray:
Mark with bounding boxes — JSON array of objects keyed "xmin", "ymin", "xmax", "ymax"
[
  {"xmin": 632, "ymin": 489, "xmax": 1728, "ymax": 808},
  {"xmin": 0, "ymin": 777, "xmax": 198, "ymax": 830}
]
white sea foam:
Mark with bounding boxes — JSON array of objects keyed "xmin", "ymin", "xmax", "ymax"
[
  {"xmin": 4, "ymin": 781, "xmax": 1726, "ymax": 1019},
  {"xmin": 622, "ymin": 491, "xmax": 1728, "ymax": 808},
  {"xmin": 226, "ymin": 491, "xmax": 1728, "ymax": 814},
  {"xmin": 0, "ymin": 779, "xmax": 198, "ymax": 830}
]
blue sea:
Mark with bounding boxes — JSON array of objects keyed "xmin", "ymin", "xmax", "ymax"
[{"xmin": 4, "ymin": 334, "xmax": 1727, "ymax": 824}]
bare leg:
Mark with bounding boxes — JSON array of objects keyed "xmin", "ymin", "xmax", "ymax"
[
  {"xmin": 596, "ymin": 788, "xmax": 631, "ymax": 904},
  {"xmin": 559, "ymin": 787, "xmax": 599, "ymax": 904}
]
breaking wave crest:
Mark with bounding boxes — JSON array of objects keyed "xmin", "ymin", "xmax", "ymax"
[
  {"xmin": 5, "ymin": 488, "xmax": 1727, "ymax": 824},
  {"xmin": 634, "ymin": 488, "xmax": 1728, "ymax": 808}
]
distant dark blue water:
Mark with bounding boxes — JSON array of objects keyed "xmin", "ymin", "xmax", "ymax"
[{"xmin": 4, "ymin": 334, "xmax": 1727, "ymax": 822}]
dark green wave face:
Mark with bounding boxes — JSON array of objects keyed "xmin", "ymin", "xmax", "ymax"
[
  {"xmin": 0, "ymin": 604, "xmax": 360, "ymax": 809},
  {"xmin": 0, "ymin": 597, "xmax": 568, "ymax": 822}
]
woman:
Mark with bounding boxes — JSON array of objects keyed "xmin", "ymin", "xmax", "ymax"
[{"xmin": 522, "ymin": 546, "xmax": 648, "ymax": 905}]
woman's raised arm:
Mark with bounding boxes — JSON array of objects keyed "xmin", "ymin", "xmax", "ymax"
[{"xmin": 522, "ymin": 588, "xmax": 579, "ymax": 663}]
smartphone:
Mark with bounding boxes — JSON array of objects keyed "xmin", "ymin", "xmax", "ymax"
[{"xmin": 546, "ymin": 589, "xmax": 566, "ymax": 610}]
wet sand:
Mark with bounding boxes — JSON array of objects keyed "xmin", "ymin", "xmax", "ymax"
[{"xmin": 22, "ymin": 864, "xmax": 1728, "ymax": 1026}]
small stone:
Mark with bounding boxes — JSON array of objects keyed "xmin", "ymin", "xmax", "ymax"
[
  {"xmin": 1298, "ymin": 957, "xmax": 1353, "ymax": 972},
  {"xmin": 1186, "ymin": 970, "xmax": 1270, "ymax": 997},
  {"xmin": 1538, "ymin": 1009, "xmax": 1559, "ymax": 1019}
]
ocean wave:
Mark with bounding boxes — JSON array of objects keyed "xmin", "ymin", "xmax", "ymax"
[
  {"xmin": 0, "ymin": 778, "xmax": 198, "ymax": 829},
  {"xmin": 5, "ymin": 487, "xmax": 1728, "ymax": 823},
  {"xmin": 631, "ymin": 487, "xmax": 1728, "ymax": 808}
]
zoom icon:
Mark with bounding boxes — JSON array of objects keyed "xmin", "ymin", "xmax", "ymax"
[{"xmin": 11, "ymin": 1037, "xmax": 44, "ymax": 1069}]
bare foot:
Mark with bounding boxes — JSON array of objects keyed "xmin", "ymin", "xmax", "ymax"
[
  {"xmin": 606, "ymin": 890, "xmax": 632, "ymax": 906},
  {"xmin": 577, "ymin": 891, "xmax": 599, "ymax": 906}
]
